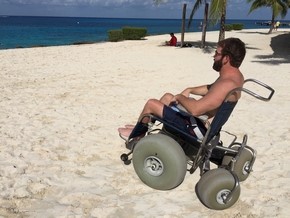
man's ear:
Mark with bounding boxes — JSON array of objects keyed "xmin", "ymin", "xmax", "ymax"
[{"xmin": 223, "ymin": 55, "xmax": 230, "ymax": 65}]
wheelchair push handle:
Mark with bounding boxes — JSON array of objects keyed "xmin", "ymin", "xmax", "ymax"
[
  {"xmin": 243, "ymin": 78, "xmax": 275, "ymax": 101},
  {"xmin": 226, "ymin": 78, "xmax": 275, "ymax": 102}
]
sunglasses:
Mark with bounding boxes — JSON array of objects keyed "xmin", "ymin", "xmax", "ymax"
[{"xmin": 214, "ymin": 50, "xmax": 223, "ymax": 57}]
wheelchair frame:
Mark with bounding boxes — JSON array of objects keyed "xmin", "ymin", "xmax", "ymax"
[{"xmin": 120, "ymin": 78, "xmax": 275, "ymax": 210}]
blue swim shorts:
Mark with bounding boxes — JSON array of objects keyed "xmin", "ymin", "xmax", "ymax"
[
  {"xmin": 162, "ymin": 105, "xmax": 206, "ymax": 139},
  {"xmin": 162, "ymin": 105, "xmax": 190, "ymax": 132}
]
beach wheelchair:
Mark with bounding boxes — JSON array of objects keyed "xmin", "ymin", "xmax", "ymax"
[{"xmin": 119, "ymin": 79, "xmax": 274, "ymax": 210}]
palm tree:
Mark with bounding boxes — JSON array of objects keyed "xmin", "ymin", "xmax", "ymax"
[
  {"xmin": 210, "ymin": 0, "xmax": 227, "ymax": 41},
  {"xmin": 189, "ymin": 0, "xmax": 228, "ymax": 42},
  {"xmin": 247, "ymin": 0, "xmax": 290, "ymax": 34},
  {"xmin": 188, "ymin": 0, "xmax": 209, "ymax": 47},
  {"xmin": 154, "ymin": 0, "xmax": 228, "ymax": 42}
]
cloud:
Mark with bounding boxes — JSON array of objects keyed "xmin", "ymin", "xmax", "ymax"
[
  {"xmin": 2, "ymin": 0, "xmax": 161, "ymax": 6},
  {"xmin": 2, "ymin": 0, "xmax": 189, "ymax": 7},
  {"xmin": 1, "ymin": 0, "xmax": 191, "ymax": 18},
  {"xmin": 2, "ymin": 0, "xmax": 286, "ymax": 19}
]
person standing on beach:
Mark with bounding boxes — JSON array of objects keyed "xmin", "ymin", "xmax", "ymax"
[
  {"xmin": 118, "ymin": 37, "xmax": 246, "ymax": 140},
  {"xmin": 165, "ymin": 33, "xmax": 177, "ymax": 46},
  {"xmin": 275, "ymin": 21, "xmax": 280, "ymax": 30}
]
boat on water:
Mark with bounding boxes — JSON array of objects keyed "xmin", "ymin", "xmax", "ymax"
[{"xmin": 255, "ymin": 21, "xmax": 290, "ymax": 26}]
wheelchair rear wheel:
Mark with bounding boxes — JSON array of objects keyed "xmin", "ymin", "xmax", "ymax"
[
  {"xmin": 196, "ymin": 168, "xmax": 240, "ymax": 210},
  {"xmin": 222, "ymin": 145, "xmax": 253, "ymax": 182},
  {"xmin": 132, "ymin": 134, "xmax": 187, "ymax": 190}
]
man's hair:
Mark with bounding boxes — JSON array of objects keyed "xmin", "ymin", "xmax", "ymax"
[{"xmin": 218, "ymin": 38, "xmax": 246, "ymax": 68}]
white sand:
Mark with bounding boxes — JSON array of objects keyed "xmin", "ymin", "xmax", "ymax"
[{"xmin": 0, "ymin": 29, "xmax": 290, "ymax": 217}]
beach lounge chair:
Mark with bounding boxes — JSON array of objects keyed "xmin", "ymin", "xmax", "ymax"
[{"xmin": 119, "ymin": 78, "xmax": 274, "ymax": 210}]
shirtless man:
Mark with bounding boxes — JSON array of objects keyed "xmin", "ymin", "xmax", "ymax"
[{"xmin": 119, "ymin": 37, "xmax": 246, "ymax": 139}]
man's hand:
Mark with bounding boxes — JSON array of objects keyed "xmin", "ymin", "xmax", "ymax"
[
  {"xmin": 180, "ymin": 88, "xmax": 191, "ymax": 97},
  {"xmin": 170, "ymin": 95, "xmax": 178, "ymax": 105}
]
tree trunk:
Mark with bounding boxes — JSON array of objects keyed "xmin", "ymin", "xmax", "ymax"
[
  {"xmin": 201, "ymin": 3, "xmax": 209, "ymax": 48},
  {"xmin": 218, "ymin": 0, "xmax": 227, "ymax": 42},
  {"xmin": 268, "ymin": 12, "xmax": 275, "ymax": 34},
  {"xmin": 181, "ymin": 4, "xmax": 187, "ymax": 47}
]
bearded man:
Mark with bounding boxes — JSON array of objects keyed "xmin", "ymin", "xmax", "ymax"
[{"xmin": 118, "ymin": 38, "xmax": 246, "ymax": 140}]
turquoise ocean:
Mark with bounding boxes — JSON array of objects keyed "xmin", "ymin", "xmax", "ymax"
[{"xmin": 1, "ymin": 16, "xmax": 290, "ymax": 50}]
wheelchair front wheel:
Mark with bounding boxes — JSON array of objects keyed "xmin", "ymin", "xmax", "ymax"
[
  {"xmin": 196, "ymin": 168, "xmax": 240, "ymax": 210},
  {"xmin": 132, "ymin": 134, "xmax": 187, "ymax": 190}
]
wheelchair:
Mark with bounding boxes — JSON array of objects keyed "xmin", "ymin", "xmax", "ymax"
[{"xmin": 119, "ymin": 79, "xmax": 275, "ymax": 210}]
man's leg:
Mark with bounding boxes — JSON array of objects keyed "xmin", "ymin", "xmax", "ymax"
[
  {"xmin": 129, "ymin": 99, "xmax": 165, "ymax": 139},
  {"xmin": 138, "ymin": 99, "xmax": 165, "ymax": 122},
  {"xmin": 118, "ymin": 99, "xmax": 165, "ymax": 138},
  {"xmin": 160, "ymin": 93, "xmax": 174, "ymax": 106}
]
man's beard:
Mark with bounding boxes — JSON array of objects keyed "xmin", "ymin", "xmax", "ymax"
[{"xmin": 213, "ymin": 59, "xmax": 223, "ymax": 72}]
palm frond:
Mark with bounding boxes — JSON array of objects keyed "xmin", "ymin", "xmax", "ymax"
[
  {"xmin": 248, "ymin": 0, "xmax": 289, "ymax": 18},
  {"xmin": 209, "ymin": 0, "xmax": 225, "ymax": 25},
  {"xmin": 188, "ymin": 0, "xmax": 204, "ymax": 28},
  {"xmin": 248, "ymin": 0, "xmax": 269, "ymax": 13}
]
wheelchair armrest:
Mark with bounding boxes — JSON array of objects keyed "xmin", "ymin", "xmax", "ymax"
[
  {"xmin": 173, "ymin": 104, "xmax": 209, "ymax": 123},
  {"xmin": 175, "ymin": 104, "xmax": 188, "ymax": 113},
  {"xmin": 197, "ymin": 115, "xmax": 209, "ymax": 122},
  {"xmin": 172, "ymin": 103, "xmax": 209, "ymax": 124}
]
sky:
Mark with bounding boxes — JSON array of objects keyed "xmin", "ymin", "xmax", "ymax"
[{"xmin": 1, "ymin": 0, "xmax": 290, "ymax": 20}]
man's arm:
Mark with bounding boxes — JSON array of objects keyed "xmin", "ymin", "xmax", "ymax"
[
  {"xmin": 180, "ymin": 84, "xmax": 210, "ymax": 97},
  {"xmin": 175, "ymin": 79, "xmax": 237, "ymax": 116}
]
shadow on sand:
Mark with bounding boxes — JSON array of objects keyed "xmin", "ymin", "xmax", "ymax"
[
  {"xmin": 239, "ymin": 30, "xmax": 290, "ymax": 64},
  {"xmin": 255, "ymin": 31, "xmax": 290, "ymax": 65},
  {"xmin": 185, "ymin": 30, "xmax": 290, "ymax": 65}
]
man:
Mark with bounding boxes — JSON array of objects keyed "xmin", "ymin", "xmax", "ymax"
[
  {"xmin": 166, "ymin": 33, "xmax": 177, "ymax": 46},
  {"xmin": 118, "ymin": 37, "xmax": 246, "ymax": 139},
  {"xmin": 275, "ymin": 21, "xmax": 280, "ymax": 31}
]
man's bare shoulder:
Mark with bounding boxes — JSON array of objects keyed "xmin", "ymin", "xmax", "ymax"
[
  {"xmin": 212, "ymin": 77, "xmax": 239, "ymax": 90},
  {"xmin": 215, "ymin": 72, "xmax": 244, "ymax": 89}
]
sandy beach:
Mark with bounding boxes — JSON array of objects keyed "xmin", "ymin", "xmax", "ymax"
[{"xmin": 0, "ymin": 29, "xmax": 290, "ymax": 217}]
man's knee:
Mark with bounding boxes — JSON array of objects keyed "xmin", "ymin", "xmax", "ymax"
[
  {"xmin": 144, "ymin": 98, "xmax": 164, "ymax": 116},
  {"xmin": 160, "ymin": 93, "xmax": 174, "ymax": 105},
  {"xmin": 146, "ymin": 98, "xmax": 159, "ymax": 108},
  {"xmin": 161, "ymin": 93, "xmax": 174, "ymax": 98}
]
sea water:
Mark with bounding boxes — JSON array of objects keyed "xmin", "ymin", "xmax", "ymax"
[{"xmin": 0, "ymin": 16, "xmax": 289, "ymax": 50}]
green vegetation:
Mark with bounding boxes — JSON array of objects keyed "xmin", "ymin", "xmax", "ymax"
[
  {"xmin": 232, "ymin": 23, "xmax": 244, "ymax": 30},
  {"xmin": 225, "ymin": 23, "xmax": 244, "ymax": 31},
  {"xmin": 108, "ymin": 29, "xmax": 124, "ymax": 42},
  {"xmin": 108, "ymin": 27, "xmax": 147, "ymax": 42},
  {"xmin": 122, "ymin": 27, "xmax": 147, "ymax": 40}
]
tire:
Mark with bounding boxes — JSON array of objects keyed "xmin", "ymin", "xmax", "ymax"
[
  {"xmin": 222, "ymin": 145, "xmax": 253, "ymax": 182},
  {"xmin": 132, "ymin": 134, "xmax": 187, "ymax": 190},
  {"xmin": 196, "ymin": 168, "xmax": 240, "ymax": 210}
]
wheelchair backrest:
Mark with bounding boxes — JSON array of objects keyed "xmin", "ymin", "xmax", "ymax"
[
  {"xmin": 204, "ymin": 78, "xmax": 275, "ymax": 144},
  {"xmin": 206, "ymin": 101, "xmax": 237, "ymax": 143}
]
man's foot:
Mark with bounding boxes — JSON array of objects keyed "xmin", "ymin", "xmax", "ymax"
[
  {"xmin": 118, "ymin": 127, "xmax": 133, "ymax": 138},
  {"xmin": 124, "ymin": 124, "xmax": 135, "ymax": 129}
]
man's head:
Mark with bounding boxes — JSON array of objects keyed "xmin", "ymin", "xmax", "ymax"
[
  {"xmin": 213, "ymin": 38, "xmax": 246, "ymax": 72},
  {"xmin": 170, "ymin": 33, "xmax": 174, "ymax": 37}
]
